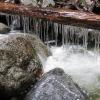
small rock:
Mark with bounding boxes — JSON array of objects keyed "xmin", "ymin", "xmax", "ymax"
[
  {"xmin": 0, "ymin": 23, "xmax": 10, "ymax": 34},
  {"xmin": 20, "ymin": 0, "xmax": 55, "ymax": 7},
  {"xmin": 20, "ymin": 0, "xmax": 38, "ymax": 7},
  {"xmin": 42, "ymin": 0, "xmax": 55, "ymax": 7}
]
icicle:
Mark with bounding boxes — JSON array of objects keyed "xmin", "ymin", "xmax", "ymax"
[
  {"xmin": 10, "ymin": 15, "xmax": 21, "ymax": 31},
  {"xmin": 93, "ymin": 32, "xmax": 99, "ymax": 58},
  {"xmin": 40, "ymin": 19, "xmax": 43, "ymax": 40},
  {"xmin": 38, "ymin": 19, "xmax": 42, "ymax": 38},
  {"xmin": 43, "ymin": 21, "xmax": 46, "ymax": 42},
  {"xmin": 71, "ymin": 26, "xmax": 75, "ymax": 45},
  {"xmin": 75, "ymin": 27, "xmax": 80, "ymax": 46},
  {"xmin": 50, "ymin": 21, "xmax": 54, "ymax": 41},
  {"xmin": 93, "ymin": 30, "xmax": 100, "ymax": 54},
  {"xmin": 45, "ymin": 21, "xmax": 49, "ymax": 46},
  {"xmin": 63, "ymin": 25, "xmax": 68, "ymax": 45},
  {"xmin": 32, "ymin": 18, "xmax": 41, "ymax": 37},
  {"xmin": 82, "ymin": 28, "xmax": 88, "ymax": 50},
  {"xmin": 28, "ymin": 17, "xmax": 32, "ymax": 32},
  {"xmin": 59, "ymin": 24, "xmax": 62, "ymax": 34},
  {"xmin": 35, "ymin": 19, "xmax": 39, "ymax": 36},
  {"xmin": 54, "ymin": 22, "xmax": 58, "ymax": 46},
  {"xmin": 27, "ymin": 17, "xmax": 33, "ymax": 32},
  {"xmin": 22, "ymin": 16, "xmax": 29, "ymax": 33},
  {"xmin": 6, "ymin": 15, "xmax": 10, "ymax": 26},
  {"xmin": 61, "ymin": 24, "xmax": 64, "ymax": 46},
  {"xmin": 97, "ymin": 34, "xmax": 100, "ymax": 52},
  {"xmin": 32, "ymin": 18, "xmax": 36, "ymax": 34}
]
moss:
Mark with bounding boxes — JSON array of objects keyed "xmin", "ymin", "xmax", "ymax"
[
  {"xmin": 32, "ymin": 48, "xmax": 36, "ymax": 56},
  {"xmin": 86, "ymin": 75, "xmax": 100, "ymax": 100},
  {"xmin": 89, "ymin": 89, "xmax": 100, "ymax": 100}
]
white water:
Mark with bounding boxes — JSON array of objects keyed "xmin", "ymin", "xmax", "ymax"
[{"xmin": 44, "ymin": 45, "xmax": 100, "ymax": 94}]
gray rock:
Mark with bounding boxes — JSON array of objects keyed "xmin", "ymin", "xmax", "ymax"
[
  {"xmin": 20, "ymin": 0, "xmax": 38, "ymax": 6},
  {"xmin": 25, "ymin": 68, "xmax": 88, "ymax": 100},
  {"xmin": 0, "ymin": 23, "xmax": 10, "ymax": 34},
  {"xmin": 20, "ymin": 0, "xmax": 55, "ymax": 7},
  {"xmin": 0, "ymin": 33, "xmax": 44, "ymax": 99},
  {"xmin": 5, "ymin": 0, "xmax": 55, "ymax": 7},
  {"xmin": 41, "ymin": 0, "xmax": 55, "ymax": 7},
  {"xmin": 9, "ymin": 32, "xmax": 51, "ymax": 61}
]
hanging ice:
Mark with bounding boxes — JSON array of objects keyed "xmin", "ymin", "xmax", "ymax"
[
  {"xmin": 10, "ymin": 15, "xmax": 21, "ymax": 31},
  {"xmin": 1, "ymin": 12, "xmax": 100, "ymax": 51}
]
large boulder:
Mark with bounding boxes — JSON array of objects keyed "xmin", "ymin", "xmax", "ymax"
[
  {"xmin": 25, "ymin": 68, "xmax": 88, "ymax": 100},
  {"xmin": 0, "ymin": 33, "xmax": 45, "ymax": 99}
]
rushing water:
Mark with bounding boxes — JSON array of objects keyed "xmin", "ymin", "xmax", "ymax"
[{"xmin": 44, "ymin": 45, "xmax": 100, "ymax": 100}]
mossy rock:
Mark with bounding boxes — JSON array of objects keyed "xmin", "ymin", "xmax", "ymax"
[
  {"xmin": 9, "ymin": 33, "xmax": 51, "ymax": 60},
  {"xmin": 0, "ymin": 23, "xmax": 10, "ymax": 34},
  {"xmin": 0, "ymin": 33, "xmax": 44, "ymax": 99}
]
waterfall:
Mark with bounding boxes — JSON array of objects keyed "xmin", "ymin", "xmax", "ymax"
[{"xmin": 2, "ymin": 12, "xmax": 100, "ymax": 52}]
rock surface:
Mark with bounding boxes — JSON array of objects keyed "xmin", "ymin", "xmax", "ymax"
[
  {"xmin": 42, "ymin": 0, "xmax": 55, "ymax": 7},
  {"xmin": 0, "ymin": 23, "xmax": 10, "ymax": 34},
  {"xmin": 25, "ymin": 68, "xmax": 88, "ymax": 100},
  {"xmin": 0, "ymin": 33, "xmax": 44, "ymax": 99},
  {"xmin": 20, "ymin": 0, "xmax": 55, "ymax": 7},
  {"xmin": 9, "ymin": 32, "xmax": 51, "ymax": 61}
]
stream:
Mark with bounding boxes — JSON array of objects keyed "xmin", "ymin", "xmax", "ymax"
[{"xmin": 44, "ymin": 45, "xmax": 100, "ymax": 100}]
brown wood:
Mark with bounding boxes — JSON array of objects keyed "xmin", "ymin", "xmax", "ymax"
[{"xmin": 0, "ymin": 2, "xmax": 100, "ymax": 30}]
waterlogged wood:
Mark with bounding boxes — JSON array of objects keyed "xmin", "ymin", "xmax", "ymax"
[{"xmin": 0, "ymin": 2, "xmax": 100, "ymax": 30}]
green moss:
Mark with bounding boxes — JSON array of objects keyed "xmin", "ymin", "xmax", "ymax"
[
  {"xmin": 32, "ymin": 48, "xmax": 37, "ymax": 59},
  {"xmin": 86, "ymin": 75, "xmax": 100, "ymax": 100},
  {"xmin": 89, "ymin": 89, "xmax": 100, "ymax": 100}
]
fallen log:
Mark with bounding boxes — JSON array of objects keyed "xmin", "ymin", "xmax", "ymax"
[{"xmin": 0, "ymin": 2, "xmax": 100, "ymax": 30}]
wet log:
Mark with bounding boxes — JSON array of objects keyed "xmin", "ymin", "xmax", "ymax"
[{"xmin": 0, "ymin": 2, "xmax": 100, "ymax": 30}]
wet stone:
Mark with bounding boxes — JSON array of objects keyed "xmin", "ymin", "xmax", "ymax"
[
  {"xmin": 25, "ymin": 68, "xmax": 88, "ymax": 100},
  {"xmin": 0, "ymin": 22, "xmax": 10, "ymax": 34}
]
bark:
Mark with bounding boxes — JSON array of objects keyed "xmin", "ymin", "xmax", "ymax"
[{"xmin": 0, "ymin": 2, "xmax": 100, "ymax": 30}]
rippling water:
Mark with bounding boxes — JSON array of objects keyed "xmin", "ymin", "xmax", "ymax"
[{"xmin": 44, "ymin": 45, "xmax": 100, "ymax": 100}]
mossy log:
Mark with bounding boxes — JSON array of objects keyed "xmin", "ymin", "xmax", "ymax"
[{"xmin": 0, "ymin": 2, "xmax": 100, "ymax": 30}]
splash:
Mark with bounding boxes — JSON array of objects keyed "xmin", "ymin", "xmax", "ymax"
[{"xmin": 44, "ymin": 45, "xmax": 100, "ymax": 100}]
